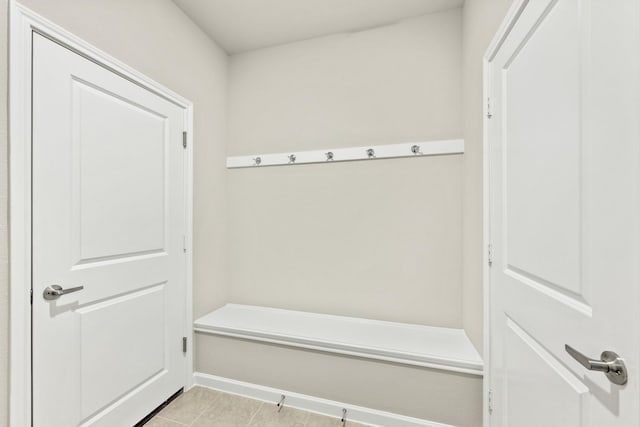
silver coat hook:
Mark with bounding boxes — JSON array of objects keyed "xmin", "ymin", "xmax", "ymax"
[
  {"xmin": 288, "ymin": 154, "xmax": 296, "ymax": 163},
  {"xmin": 366, "ymin": 148, "xmax": 375, "ymax": 158},
  {"xmin": 277, "ymin": 395, "xmax": 286, "ymax": 412},
  {"xmin": 253, "ymin": 156, "xmax": 262, "ymax": 166},
  {"xmin": 341, "ymin": 408, "xmax": 347, "ymax": 425},
  {"xmin": 325, "ymin": 151, "xmax": 334, "ymax": 161},
  {"xmin": 411, "ymin": 144, "xmax": 421, "ymax": 155}
]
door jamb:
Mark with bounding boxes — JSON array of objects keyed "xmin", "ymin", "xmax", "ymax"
[
  {"xmin": 9, "ymin": 3, "xmax": 195, "ymax": 426},
  {"xmin": 482, "ymin": 1, "xmax": 529, "ymax": 426}
]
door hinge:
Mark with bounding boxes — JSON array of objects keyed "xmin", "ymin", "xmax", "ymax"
[
  {"xmin": 182, "ymin": 131, "xmax": 187, "ymax": 149},
  {"xmin": 486, "ymin": 97, "xmax": 493, "ymax": 119},
  {"xmin": 488, "ymin": 389, "xmax": 493, "ymax": 414},
  {"xmin": 182, "ymin": 337, "xmax": 187, "ymax": 353},
  {"xmin": 488, "ymin": 244, "xmax": 493, "ymax": 267},
  {"xmin": 30, "ymin": 288, "xmax": 33, "ymax": 305}
]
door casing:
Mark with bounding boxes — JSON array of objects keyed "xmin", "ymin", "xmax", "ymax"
[
  {"xmin": 482, "ymin": 2, "xmax": 528, "ymax": 423},
  {"xmin": 8, "ymin": 3, "xmax": 195, "ymax": 426}
]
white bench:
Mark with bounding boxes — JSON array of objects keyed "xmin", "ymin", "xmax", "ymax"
[{"xmin": 194, "ymin": 304, "xmax": 483, "ymax": 375}]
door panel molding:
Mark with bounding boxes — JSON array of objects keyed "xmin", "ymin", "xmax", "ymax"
[
  {"xmin": 484, "ymin": 0, "xmax": 640, "ymax": 425},
  {"xmin": 8, "ymin": 3, "xmax": 194, "ymax": 426},
  {"xmin": 504, "ymin": 316, "xmax": 589, "ymax": 427},
  {"xmin": 503, "ymin": 266, "xmax": 592, "ymax": 317}
]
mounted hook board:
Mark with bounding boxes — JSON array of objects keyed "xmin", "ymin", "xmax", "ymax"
[{"xmin": 226, "ymin": 139, "xmax": 464, "ymax": 169}]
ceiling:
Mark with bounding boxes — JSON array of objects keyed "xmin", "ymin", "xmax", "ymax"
[{"xmin": 172, "ymin": 0, "xmax": 464, "ymax": 54}]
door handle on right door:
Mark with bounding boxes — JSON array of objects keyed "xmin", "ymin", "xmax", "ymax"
[
  {"xmin": 42, "ymin": 284, "xmax": 84, "ymax": 301},
  {"xmin": 565, "ymin": 344, "xmax": 628, "ymax": 385}
]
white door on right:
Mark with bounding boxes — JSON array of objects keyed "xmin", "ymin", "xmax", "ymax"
[{"xmin": 487, "ymin": 0, "xmax": 639, "ymax": 426}]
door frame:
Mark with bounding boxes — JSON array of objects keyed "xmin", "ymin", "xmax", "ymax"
[
  {"xmin": 481, "ymin": 0, "xmax": 535, "ymax": 425},
  {"xmin": 8, "ymin": 3, "xmax": 195, "ymax": 426}
]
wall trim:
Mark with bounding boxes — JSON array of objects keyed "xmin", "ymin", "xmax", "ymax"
[
  {"xmin": 193, "ymin": 372, "xmax": 455, "ymax": 427},
  {"xmin": 8, "ymin": 3, "xmax": 195, "ymax": 426}
]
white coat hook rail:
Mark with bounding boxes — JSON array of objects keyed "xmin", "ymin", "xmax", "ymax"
[{"xmin": 227, "ymin": 139, "xmax": 464, "ymax": 168}]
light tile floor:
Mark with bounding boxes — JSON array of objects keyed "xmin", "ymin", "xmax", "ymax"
[{"xmin": 146, "ymin": 387, "xmax": 371, "ymax": 427}]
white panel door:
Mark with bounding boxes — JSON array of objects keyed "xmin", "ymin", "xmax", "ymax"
[
  {"xmin": 32, "ymin": 34, "xmax": 187, "ymax": 427},
  {"xmin": 487, "ymin": 0, "xmax": 639, "ymax": 426}
]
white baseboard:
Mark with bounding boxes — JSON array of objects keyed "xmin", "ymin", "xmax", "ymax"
[{"xmin": 193, "ymin": 372, "xmax": 455, "ymax": 427}]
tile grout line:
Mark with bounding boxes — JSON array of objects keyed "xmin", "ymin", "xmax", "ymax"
[
  {"xmin": 155, "ymin": 415, "xmax": 190, "ymax": 427},
  {"xmin": 188, "ymin": 389, "xmax": 224, "ymax": 426},
  {"xmin": 156, "ymin": 389, "xmax": 364, "ymax": 427},
  {"xmin": 245, "ymin": 401, "xmax": 264, "ymax": 426}
]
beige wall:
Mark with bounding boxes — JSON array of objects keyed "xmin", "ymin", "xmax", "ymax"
[
  {"xmin": 0, "ymin": 1, "xmax": 8, "ymax": 426},
  {"xmin": 229, "ymin": 9, "xmax": 463, "ymax": 155},
  {"xmin": 2, "ymin": 0, "xmax": 229, "ymax": 423},
  {"xmin": 197, "ymin": 9, "xmax": 482, "ymax": 427},
  {"xmin": 197, "ymin": 335, "xmax": 482, "ymax": 427},
  {"xmin": 226, "ymin": 9, "xmax": 464, "ymax": 326},
  {"xmin": 461, "ymin": 0, "xmax": 513, "ymax": 352}
]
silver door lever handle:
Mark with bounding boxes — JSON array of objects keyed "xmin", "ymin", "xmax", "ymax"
[
  {"xmin": 565, "ymin": 344, "xmax": 628, "ymax": 385},
  {"xmin": 43, "ymin": 284, "xmax": 84, "ymax": 301}
]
